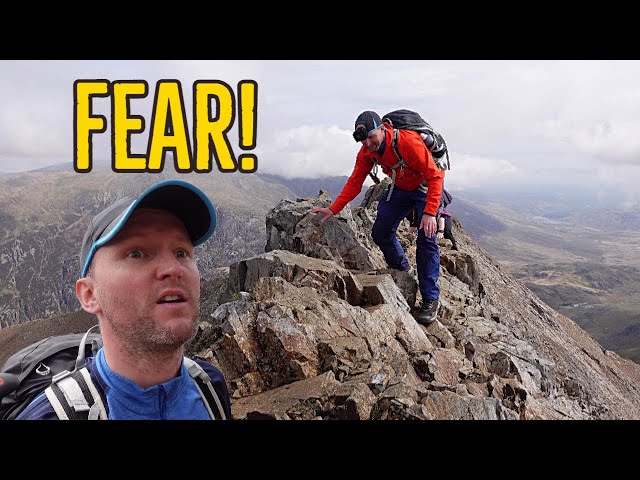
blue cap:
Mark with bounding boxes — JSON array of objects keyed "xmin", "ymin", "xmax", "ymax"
[
  {"xmin": 79, "ymin": 179, "xmax": 216, "ymax": 277},
  {"xmin": 354, "ymin": 110, "xmax": 382, "ymax": 134}
]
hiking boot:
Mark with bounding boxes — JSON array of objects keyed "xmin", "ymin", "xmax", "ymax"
[{"xmin": 416, "ymin": 299, "xmax": 439, "ymax": 326}]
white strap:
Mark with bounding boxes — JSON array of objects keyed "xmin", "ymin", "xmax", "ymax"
[
  {"xmin": 45, "ymin": 386, "xmax": 70, "ymax": 420},
  {"xmin": 184, "ymin": 357, "xmax": 226, "ymax": 420},
  {"xmin": 79, "ymin": 367, "xmax": 107, "ymax": 420},
  {"xmin": 46, "ymin": 367, "xmax": 108, "ymax": 420},
  {"xmin": 55, "ymin": 375, "xmax": 91, "ymax": 412}
]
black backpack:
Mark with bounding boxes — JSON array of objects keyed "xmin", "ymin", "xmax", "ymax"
[
  {"xmin": 0, "ymin": 325, "xmax": 227, "ymax": 420},
  {"xmin": 370, "ymin": 109, "xmax": 450, "ymax": 202},
  {"xmin": 382, "ymin": 109, "xmax": 450, "ymax": 171}
]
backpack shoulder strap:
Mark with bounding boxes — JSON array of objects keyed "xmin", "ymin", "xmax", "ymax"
[
  {"xmin": 386, "ymin": 129, "xmax": 428, "ymax": 201},
  {"xmin": 184, "ymin": 357, "xmax": 227, "ymax": 420},
  {"xmin": 45, "ymin": 367, "xmax": 108, "ymax": 420},
  {"xmin": 384, "ymin": 129, "xmax": 405, "ymax": 201},
  {"xmin": 390, "ymin": 128, "xmax": 405, "ymax": 168},
  {"xmin": 368, "ymin": 157, "xmax": 381, "ymax": 185}
]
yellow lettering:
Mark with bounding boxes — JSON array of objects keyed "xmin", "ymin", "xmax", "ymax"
[
  {"xmin": 73, "ymin": 79, "xmax": 259, "ymax": 174},
  {"xmin": 147, "ymin": 80, "xmax": 192, "ymax": 172},
  {"xmin": 238, "ymin": 80, "xmax": 258, "ymax": 173},
  {"xmin": 74, "ymin": 80, "xmax": 109, "ymax": 172},
  {"xmin": 112, "ymin": 81, "xmax": 148, "ymax": 171},
  {"xmin": 194, "ymin": 81, "xmax": 236, "ymax": 172}
]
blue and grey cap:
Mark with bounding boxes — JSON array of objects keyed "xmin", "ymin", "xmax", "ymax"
[
  {"xmin": 354, "ymin": 110, "xmax": 383, "ymax": 133},
  {"xmin": 79, "ymin": 179, "xmax": 217, "ymax": 277}
]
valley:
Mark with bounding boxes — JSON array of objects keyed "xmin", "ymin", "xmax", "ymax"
[{"xmin": 451, "ymin": 192, "xmax": 640, "ymax": 363}]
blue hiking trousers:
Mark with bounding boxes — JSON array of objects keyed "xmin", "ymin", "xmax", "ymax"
[{"xmin": 371, "ymin": 186, "xmax": 440, "ymax": 301}]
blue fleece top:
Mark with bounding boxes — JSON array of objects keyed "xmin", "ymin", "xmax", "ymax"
[
  {"xmin": 16, "ymin": 349, "xmax": 232, "ymax": 420},
  {"xmin": 94, "ymin": 349, "xmax": 210, "ymax": 420}
]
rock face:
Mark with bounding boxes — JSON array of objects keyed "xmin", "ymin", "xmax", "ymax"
[{"xmin": 190, "ymin": 181, "xmax": 640, "ymax": 420}]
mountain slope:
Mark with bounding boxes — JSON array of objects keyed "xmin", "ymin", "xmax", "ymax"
[
  {"xmin": 0, "ymin": 167, "xmax": 295, "ymax": 327},
  {"xmin": 2, "ymin": 181, "xmax": 640, "ymax": 419}
]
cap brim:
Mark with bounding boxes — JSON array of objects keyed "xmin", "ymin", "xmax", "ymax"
[{"xmin": 81, "ymin": 180, "xmax": 216, "ymax": 277}]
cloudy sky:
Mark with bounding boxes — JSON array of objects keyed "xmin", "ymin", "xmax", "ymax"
[{"xmin": 1, "ymin": 60, "xmax": 639, "ymax": 205}]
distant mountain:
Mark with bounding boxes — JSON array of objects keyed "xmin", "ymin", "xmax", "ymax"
[
  {"xmin": 30, "ymin": 162, "xmax": 75, "ymax": 172},
  {"xmin": 457, "ymin": 184, "xmax": 631, "ymax": 216},
  {"xmin": 446, "ymin": 197, "xmax": 507, "ymax": 238},
  {"xmin": 0, "ymin": 161, "xmax": 78, "ymax": 176}
]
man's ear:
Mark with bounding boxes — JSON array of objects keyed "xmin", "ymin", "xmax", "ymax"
[{"xmin": 76, "ymin": 277, "xmax": 102, "ymax": 315}]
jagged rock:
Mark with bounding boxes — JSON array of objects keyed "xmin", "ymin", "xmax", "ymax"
[
  {"xmin": 354, "ymin": 272, "xmax": 410, "ymax": 311},
  {"xmin": 228, "ymin": 249, "xmax": 364, "ymax": 306},
  {"xmin": 465, "ymin": 381, "xmax": 490, "ymax": 398},
  {"xmin": 380, "ymin": 268, "xmax": 419, "ymax": 310},
  {"xmin": 189, "ymin": 185, "xmax": 640, "ymax": 420},
  {"xmin": 232, "ymin": 371, "xmax": 342, "ymax": 420},
  {"xmin": 440, "ymin": 251, "xmax": 480, "ymax": 295},
  {"xmin": 562, "ymin": 378, "xmax": 587, "ymax": 400},
  {"xmin": 199, "ymin": 276, "xmax": 425, "ymax": 398},
  {"xmin": 428, "ymin": 348, "xmax": 465, "ymax": 385},
  {"xmin": 330, "ymin": 381, "xmax": 378, "ymax": 420},
  {"xmin": 318, "ymin": 336, "xmax": 372, "ymax": 381},
  {"xmin": 459, "ymin": 358, "xmax": 476, "ymax": 379},
  {"xmin": 359, "ymin": 178, "xmax": 391, "ymax": 208},
  {"xmin": 423, "ymin": 320, "xmax": 457, "ymax": 349},
  {"xmin": 368, "ymin": 304, "xmax": 434, "ymax": 358},
  {"xmin": 371, "ymin": 382, "xmax": 430, "ymax": 420},
  {"xmin": 420, "ymin": 390, "xmax": 519, "ymax": 420},
  {"xmin": 265, "ymin": 193, "xmax": 386, "ymax": 271}
]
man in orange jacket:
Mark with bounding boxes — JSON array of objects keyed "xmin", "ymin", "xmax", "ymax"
[{"xmin": 312, "ymin": 111, "xmax": 445, "ymax": 325}]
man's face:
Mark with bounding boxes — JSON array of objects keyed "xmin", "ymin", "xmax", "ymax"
[
  {"xmin": 357, "ymin": 124, "xmax": 385, "ymax": 152},
  {"xmin": 88, "ymin": 208, "xmax": 201, "ymax": 352}
]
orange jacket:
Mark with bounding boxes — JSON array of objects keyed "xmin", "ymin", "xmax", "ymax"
[{"xmin": 329, "ymin": 124, "xmax": 445, "ymax": 216}]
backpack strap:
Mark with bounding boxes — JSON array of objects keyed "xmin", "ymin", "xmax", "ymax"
[
  {"xmin": 45, "ymin": 367, "xmax": 107, "ymax": 420},
  {"xmin": 386, "ymin": 129, "xmax": 406, "ymax": 201},
  {"xmin": 388, "ymin": 129, "xmax": 427, "ymax": 201},
  {"xmin": 184, "ymin": 357, "xmax": 227, "ymax": 420},
  {"xmin": 368, "ymin": 159, "xmax": 381, "ymax": 185}
]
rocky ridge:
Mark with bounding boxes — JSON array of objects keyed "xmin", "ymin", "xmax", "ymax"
[{"xmin": 188, "ymin": 180, "xmax": 640, "ymax": 420}]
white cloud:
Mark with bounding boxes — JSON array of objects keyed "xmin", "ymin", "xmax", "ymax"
[
  {"xmin": 0, "ymin": 59, "xmax": 639, "ymax": 202},
  {"xmin": 260, "ymin": 125, "xmax": 358, "ymax": 178},
  {"xmin": 536, "ymin": 119, "xmax": 640, "ymax": 165},
  {"xmin": 444, "ymin": 153, "xmax": 520, "ymax": 190}
]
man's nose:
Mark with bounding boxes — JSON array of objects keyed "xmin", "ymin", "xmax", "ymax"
[{"xmin": 156, "ymin": 251, "xmax": 184, "ymax": 279}]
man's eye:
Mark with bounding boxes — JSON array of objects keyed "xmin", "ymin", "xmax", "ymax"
[
  {"xmin": 176, "ymin": 249, "xmax": 189, "ymax": 258},
  {"xmin": 128, "ymin": 250, "xmax": 143, "ymax": 258}
]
